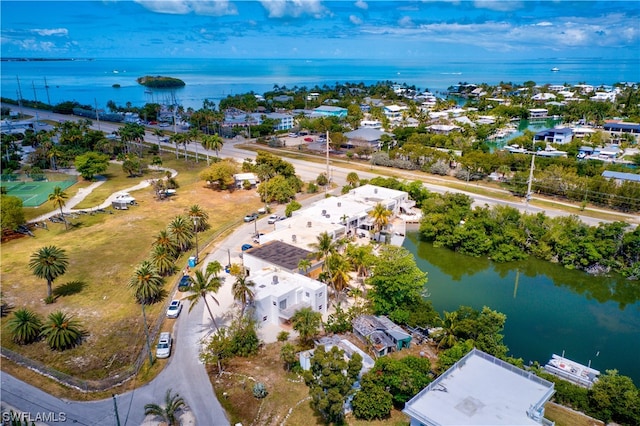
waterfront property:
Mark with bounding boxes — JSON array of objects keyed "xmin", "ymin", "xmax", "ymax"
[
  {"xmin": 403, "ymin": 348, "xmax": 555, "ymax": 426},
  {"xmin": 299, "ymin": 335, "xmax": 375, "ymax": 377},
  {"xmin": 352, "ymin": 315, "xmax": 412, "ymax": 357},
  {"xmin": 603, "ymin": 121, "xmax": 640, "ymax": 143},
  {"xmin": 533, "ymin": 127, "xmax": 573, "ymax": 145},
  {"xmin": 313, "ymin": 105, "xmax": 348, "ymax": 118}
]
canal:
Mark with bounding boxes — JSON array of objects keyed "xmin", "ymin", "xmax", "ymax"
[{"xmin": 404, "ymin": 233, "xmax": 640, "ymax": 384}]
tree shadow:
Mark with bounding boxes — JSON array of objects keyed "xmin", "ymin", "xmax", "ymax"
[{"xmin": 53, "ymin": 280, "xmax": 87, "ymax": 297}]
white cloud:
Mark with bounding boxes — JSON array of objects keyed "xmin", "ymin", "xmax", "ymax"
[
  {"xmin": 350, "ymin": 15, "xmax": 363, "ymax": 25},
  {"xmin": 354, "ymin": 0, "xmax": 368, "ymax": 10},
  {"xmin": 398, "ymin": 16, "xmax": 414, "ymax": 27},
  {"xmin": 134, "ymin": 0, "xmax": 237, "ymax": 16},
  {"xmin": 259, "ymin": 0, "xmax": 328, "ymax": 18},
  {"xmin": 31, "ymin": 28, "xmax": 68, "ymax": 36},
  {"xmin": 534, "ymin": 22, "xmax": 553, "ymax": 27},
  {"xmin": 473, "ymin": 1, "xmax": 524, "ymax": 12}
]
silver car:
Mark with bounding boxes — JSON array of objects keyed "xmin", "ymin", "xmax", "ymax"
[{"xmin": 156, "ymin": 332, "xmax": 172, "ymax": 359}]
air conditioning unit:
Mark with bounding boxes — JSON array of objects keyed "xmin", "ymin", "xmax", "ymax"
[
  {"xmin": 307, "ymin": 222, "xmax": 312, "ymax": 228},
  {"xmin": 321, "ymin": 209, "xmax": 326, "ymax": 215},
  {"xmin": 292, "ymin": 235, "xmax": 297, "ymax": 242},
  {"xmin": 337, "ymin": 202, "xmax": 341, "ymax": 207},
  {"xmin": 272, "ymin": 275, "xmax": 279, "ymax": 285}
]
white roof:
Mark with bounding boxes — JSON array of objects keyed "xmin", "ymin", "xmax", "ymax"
[
  {"xmin": 404, "ymin": 349, "xmax": 554, "ymax": 426},
  {"xmin": 263, "ymin": 216, "xmax": 344, "ymax": 249},
  {"xmin": 252, "ymin": 268, "xmax": 323, "ymax": 300},
  {"xmin": 342, "ymin": 184, "xmax": 407, "ymax": 205}
]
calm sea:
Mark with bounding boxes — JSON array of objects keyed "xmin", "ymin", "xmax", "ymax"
[{"xmin": 2, "ymin": 57, "xmax": 639, "ymax": 111}]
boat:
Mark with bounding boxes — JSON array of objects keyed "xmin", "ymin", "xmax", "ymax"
[
  {"xmin": 551, "ymin": 67, "xmax": 560, "ymax": 72},
  {"xmin": 505, "ymin": 144, "xmax": 527, "ymax": 154},
  {"xmin": 544, "ymin": 354, "xmax": 600, "ymax": 388}
]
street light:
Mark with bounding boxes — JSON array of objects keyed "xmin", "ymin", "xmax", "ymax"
[{"xmin": 192, "ymin": 216, "xmax": 199, "ymax": 263}]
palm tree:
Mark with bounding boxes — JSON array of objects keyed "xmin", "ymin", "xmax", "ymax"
[
  {"xmin": 40, "ymin": 311, "xmax": 85, "ymax": 351},
  {"xmin": 346, "ymin": 243, "xmax": 374, "ymax": 280},
  {"xmin": 435, "ymin": 311, "xmax": 460, "ymax": 349},
  {"xmin": 232, "ymin": 274, "xmax": 255, "ymax": 317},
  {"xmin": 129, "ymin": 260, "xmax": 165, "ymax": 305},
  {"xmin": 185, "ymin": 269, "xmax": 222, "ymax": 330},
  {"xmin": 201, "ymin": 134, "xmax": 224, "ymax": 164},
  {"xmin": 152, "ymin": 229, "xmax": 179, "ymax": 258},
  {"xmin": 368, "ymin": 202, "xmax": 392, "ymax": 236},
  {"xmin": 291, "ymin": 307, "xmax": 322, "ymax": 346},
  {"xmin": 168, "ymin": 216, "xmax": 193, "ymax": 252},
  {"xmin": 169, "ymin": 133, "xmax": 182, "ymax": 160},
  {"xmin": 144, "ymin": 389, "xmax": 186, "ymax": 426},
  {"xmin": 297, "ymin": 258, "xmax": 312, "ymax": 275},
  {"xmin": 149, "ymin": 245, "xmax": 176, "ymax": 276},
  {"xmin": 206, "ymin": 260, "xmax": 223, "ymax": 277},
  {"xmin": 188, "ymin": 128, "xmax": 201, "ymax": 162},
  {"xmin": 29, "ymin": 245, "xmax": 69, "ymax": 300},
  {"xmin": 187, "ymin": 204, "xmax": 209, "ymax": 232},
  {"xmin": 48, "ymin": 186, "xmax": 68, "ymax": 230},
  {"xmin": 309, "ymin": 231, "xmax": 337, "ymax": 271},
  {"xmin": 152, "ymin": 128, "xmax": 165, "ymax": 152},
  {"xmin": 8, "ymin": 308, "xmax": 43, "ymax": 344},
  {"xmin": 346, "ymin": 172, "xmax": 360, "ymax": 187},
  {"xmin": 325, "ymin": 253, "xmax": 351, "ymax": 302}
]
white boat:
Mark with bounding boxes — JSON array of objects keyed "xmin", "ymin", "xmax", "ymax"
[
  {"xmin": 551, "ymin": 67, "xmax": 560, "ymax": 72},
  {"xmin": 544, "ymin": 354, "xmax": 600, "ymax": 388},
  {"xmin": 505, "ymin": 144, "xmax": 527, "ymax": 154}
]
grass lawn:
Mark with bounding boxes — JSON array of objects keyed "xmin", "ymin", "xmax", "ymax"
[
  {"xmin": 1, "ymin": 153, "xmax": 264, "ymax": 388},
  {"xmin": 544, "ymin": 402, "xmax": 604, "ymax": 426}
]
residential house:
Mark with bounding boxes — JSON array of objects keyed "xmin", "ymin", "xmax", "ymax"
[
  {"xmin": 529, "ymin": 108, "xmax": 549, "ymax": 119},
  {"xmin": 360, "ymin": 119, "xmax": 382, "ymax": 129},
  {"xmin": 403, "ymin": 348, "xmax": 555, "ymax": 426},
  {"xmin": 531, "ymin": 93, "xmax": 556, "ymax": 102},
  {"xmin": 352, "ymin": 315, "xmax": 412, "ymax": 357},
  {"xmin": 272, "ymin": 95, "xmax": 293, "ymax": 103},
  {"xmin": 427, "ymin": 124, "xmax": 461, "ymax": 135},
  {"xmin": 533, "ymin": 127, "xmax": 573, "ymax": 145},
  {"xmin": 265, "ymin": 112, "xmax": 294, "ymax": 131},
  {"xmin": 602, "ymin": 170, "xmax": 640, "ymax": 184},
  {"xmin": 242, "ymin": 240, "xmax": 315, "ymax": 275},
  {"xmin": 313, "ymin": 106, "xmax": 348, "ymax": 118},
  {"xmin": 299, "ymin": 335, "xmax": 375, "ymax": 377},
  {"xmin": 603, "ymin": 122, "xmax": 640, "ymax": 142},
  {"xmin": 383, "ymin": 104, "xmax": 407, "ymax": 121},
  {"xmin": 343, "ymin": 127, "xmax": 391, "ymax": 150},
  {"xmin": 249, "ymin": 267, "xmax": 327, "ymax": 326}
]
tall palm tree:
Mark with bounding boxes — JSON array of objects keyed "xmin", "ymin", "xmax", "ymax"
[
  {"xmin": 206, "ymin": 260, "xmax": 223, "ymax": 277},
  {"xmin": 291, "ymin": 307, "xmax": 322, "ymax": 346},
  {"xmin": 201, "ymin": 134, "xmax": 224, "ymax": 164},
  {"xmin": 144, "ymin": 389, "xmax": 186, "ymax": 426},
  {"xmin": 149, "ymin": 245, "xmax": 176, "ymax": 276},
  {"xmin": 435, "ymin": 311, "xmax": 460, "ymax": 349},
  {"xmin": 129, "ymin": 260, "xmax": 165, "ymax": 305},
  {"xmin": 308, "ymin": 231, "xmax": 337, "ymax": 272},
  {"xmin": 167, "ymin": 216, "xmax": 193, "ymax": 253},
  {"xmin": 185, "ymin": 269, "xmax": 222, "ymax": 330},
  {"xmin": 297, "ymin": 258, "xmax": 312, "ymax": 275},
  {"xmin": 152, "ymin": 229, "xmax": 179, "ymax": 258},
  {"xmin": 232, "ymin": 274, "xmax": 255, "ymax": 317},
  {"xmin": 187, "ymin": 205, "xmax": 209, "ymax": 232},
  {"xmin": 8, "ymin": 308, "xmax": 43, "ymax": 344},
  {"xmin": 325, "ymin": 253, "xmax": 351, "ymax": 302},
  {"xmin": 40, "ymin": 311, "xmax": 85, "ymax": 351},
  {"xmin": 346, "ymin": 243, "xmax": 374, "ymax": 280},
  {"xmin": 48, "ymin": 186, "xmax": 68, "ymax": 230},
  {"xmin": 368, "ymin": 202, "xmax": 392, "ymax": 235},
  {"xmin": 152, "ymin": 128, "xmax": 165, "ymax": 152},
  {"xmin": 169, "ymin": 133, "xmax": 182, "ymax": 160},
  {"xmin": 188, "ymin": 128, "xmax": 201, "ymax": 162},
  {"xmin": 29, "ymin": 245, "xmax": 69, "ymax": 299}
]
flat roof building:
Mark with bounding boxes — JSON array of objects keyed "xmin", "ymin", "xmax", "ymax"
[{"xmin": 403, "ymin": 349, "xmax": 555, "ymax": 426}]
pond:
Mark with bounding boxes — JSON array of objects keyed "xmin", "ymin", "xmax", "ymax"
[{"xmin": 404, "ymin": 233, "xmax": 640, "ymax": 384}]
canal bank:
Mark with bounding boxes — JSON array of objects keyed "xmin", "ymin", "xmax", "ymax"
[{"xmin": 403, "ymin": 232, "xmax": 640, "ymax": 384}]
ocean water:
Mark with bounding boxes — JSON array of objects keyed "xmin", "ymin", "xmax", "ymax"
[{"xmin": 1, "ymin": 57, "xmax": 639, "ymax": 111}]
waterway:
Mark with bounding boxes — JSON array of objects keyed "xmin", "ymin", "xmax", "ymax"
[{"xmin": 403, "ymin": 233, "xmax": 640, "ymax": 384}]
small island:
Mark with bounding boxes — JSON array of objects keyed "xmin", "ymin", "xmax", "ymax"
[
  {"xmin": 137, "ymin": 75, "xmax": 185, "ymax": 88},
  {"xmin": 112, "ymin": 83, "xmax": 120, "ymax": 88}
]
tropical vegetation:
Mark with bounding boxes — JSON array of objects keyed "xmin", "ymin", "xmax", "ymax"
[{"xmin": 28, "ymin": 245, "xmax": 69, "ymax": 300}]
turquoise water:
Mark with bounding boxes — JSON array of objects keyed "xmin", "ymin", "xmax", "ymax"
[
  {"xmin": 404, "ymin": 233, "xmax": 640, "ymax": 384},
  {"xmin": 2, "ymin": 57, "xmax": 638, "ymax": 111}
]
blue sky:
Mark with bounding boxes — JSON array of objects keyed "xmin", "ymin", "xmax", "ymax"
[{"xmin": 1, "ymin": 1, "xmax": 639, "ymax": 60}]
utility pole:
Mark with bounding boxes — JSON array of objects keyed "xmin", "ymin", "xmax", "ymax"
[
  {"xmin": 325, "ymin": 130, "xmax": 330, "ymax": 195},
  {"xmin": 192, "ymin": 216, "xmax": 199, "ymax": 263},
  {"xmin": 112, "ymin": 394, "xmax": 121, "ymax": 426},
  {"xmin": 525, "ymin": 154, "xmax": 535, "ymax": 212}
]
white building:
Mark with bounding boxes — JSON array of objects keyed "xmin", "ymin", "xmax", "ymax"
[
  {"xmin": 233, "ymin": 172, "xmax": 259, "ymax": 188},
  {"xmin": 403, "ymin": 349, "xmax": 555, "ymax": 426},
  {"xmin": 250, "ymin": 267, "xmax": 327, "ymax": 326}
]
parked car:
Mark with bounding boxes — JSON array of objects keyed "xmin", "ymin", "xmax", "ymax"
[
  {"xmin": 156, "ymin": 332, "xmax": 172, "ymax": 359},
  {"xmin": 166, "ymin": 300, "xmax": 182, "ymax": 318},
  {"xmin": 177, "ymin": 275, "xmax": 191, "ymax": 292},
  {"xmin": 114, "ymin": 193, "xmax": 136, "ymax": 205},
  {"xmin": 267, "ymin": 214, "xmax": 283, "ymax": 224},
  {"xmin": 288, "ymin": 132, "xmax": 298, "ymax": 138},
  {"xmin": 241, "ymin": 243, "xmax": 253, "ymax": 251},
  {"xmin": 304, "ymin": 137, "xmax": 313, "ymax": 142},
  {"xmin": 257, "ymin": 207, "xmax": 268, "ymax": 215},
  {"xmin": 244, "ymin": 213, "xmax": 259, "ymax": 222}
]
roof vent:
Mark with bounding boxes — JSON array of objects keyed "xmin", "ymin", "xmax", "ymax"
[
  {"xmin": 292, "ymin": 235, "xmax": 297, "ymax": 242},
  {"xmin": 337, "ymin": 202, "xmax": 341, "ymax": 207},
  {"xmin": 272, "ymin": 275, "xmax": 279, "ymax": 285},
  {"xmin": 374, "ymin": 188, "xmax": 378, "ymax": 194},
  {"xmin": 322, "ymin": 209, "xmax": 326, "ymax": 215},
  {"xmin": 326, "ymin": 214, "xmax": 330, "ymax": 218},
  {"xmin": 307, "ymin": 222, "xmax": 312, "ymax": 228}
]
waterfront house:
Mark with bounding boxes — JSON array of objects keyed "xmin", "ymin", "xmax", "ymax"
[
  {"xmin": 532, "ymin": 93, "xmax": 556, "ymax": 102},
  {"xmin": 299, "ymin": 336, "xmax": 375, "ymax": 376},
  {"xmin": 529, "ymin": 108, "xmax": 548, "ymax": 119},
  {"xmin": 242, "ymin": 240, "xmax": 315, "ymax": 276},
  {"xmin": 603, "ymin": 122, "xmax": 640, "ymax": 143},
  {"xmin": 403, "ymin": 348, "xmax": 555, "ymax": 426},
  {"xmin": 427, "ymin": 124, "xmax": 461, "ymax": 135},
  {"xmin": 533, "ymin": 127, "xmax": 573, "ymax": 145},
  {"xmin": 352, "ymin": 315, "xmax": 412, "ymax": 357}
]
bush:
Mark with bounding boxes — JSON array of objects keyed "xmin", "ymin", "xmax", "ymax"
[
  {"xmin": 352, "ymin": 376, "xmax": 393, "ymax": 420},
  {"xmin": 430, "ymin": 160, "xmax": 450, "ymax": 176},
  {"xmin": 253, "ymin": 382, "xmax": 268, "ymax": 399},
  {"xmin": 307, "ymin": 182, "xmax": 318, "ymax": 193},
  {"xmin": 277, "ymin": 331, "xmax": 290, "ymax": 342}
]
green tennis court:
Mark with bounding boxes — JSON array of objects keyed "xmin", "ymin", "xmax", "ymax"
[{"xmin": 1, "ymin": 180, "xmax": 77, "ymax": 207}]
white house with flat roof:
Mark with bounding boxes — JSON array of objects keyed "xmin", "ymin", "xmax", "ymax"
[
  {"xmin": 250, "ymin": 267, "xmax": 327, "ymax": 326},
  {"xmin": 403, "ymin": 349, "xmax": 555, "ymax": 426},
  {"xmin": 261, "ymin": 216, "xmax": 346, "ymax": 251},
  {"xmin": 342, "ymin": 184, "xmax": 411, "ymax": 216},
  {"xmin": 294, "ymin": 196, "xmax": 373, "ymax": 233}
]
